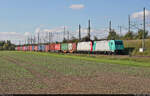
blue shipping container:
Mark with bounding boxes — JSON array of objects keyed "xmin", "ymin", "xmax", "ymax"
[
  {"xmin": 41, "ymin": 45, "xmax": 45, "ymax": 51},
  {"xmin": 32, "ymin": 46, "xmax": 34, "ymax": 51}
]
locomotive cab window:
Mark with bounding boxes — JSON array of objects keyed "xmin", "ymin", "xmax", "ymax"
[{"xmin": 115, "ymin": 41, "xmax": 123, "ymax": 45}]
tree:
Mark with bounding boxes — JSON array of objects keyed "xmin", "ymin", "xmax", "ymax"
[
  {"xmin": 69, "ymin": 36, "xmax": 79, "ymax": 42},
  {"xmin": 3, "ymin": 43, "xmax": 9, "ymax": 50},
  {"xmin": 81, "ymin": 36, "xmax": 91, "ymax": 41},
  {"xmin": 135, "ymin": 29, "xmax": 148, "ymax": 39},
  {"xmin": 0, "ymin": 40, "xmax": 15, "ymax": 50},
  {"xmin": 94, "ymin": 36, "xmax": 99, "ymax": 41},
  {"xmin": 62, "ymin": 38, "xmax": 67, "ymax": 43},
  {"xmin": 107, "ymin": 29, "xmax": 119, "ymax": 40},
  {"xmin": 124, "ymin": 31, "xmax": 134, "ymax": 40}
]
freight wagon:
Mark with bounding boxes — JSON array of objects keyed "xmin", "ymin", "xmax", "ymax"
[
  {"xmin": 32, "ymin": 45, "xmax": 34, "ymax": 51},
  {"xmin": 22, "ymin": 46, "xmax": 25, "ymax": 51},
  {"xmin": 61, "ymin": 43, "xmax": 68, "ymax": 53},
  {"xmin": 49, "ymin": 44, "xmax": 55, "ymax": 52},
  {"xmin": 68, "ymin": 43, "xmax": 77, "ymax": 53},
  {"xmin": 55, "ymin": 44, "xmax": 61, "ymax": 52},
  {"xmin": 29, "ymin": 45, "xmax": 32, "ymax": 51},
  {"xmin": 34, "ymin": 45, "xmax": 38, "ymax": 51},
  {"xmin": 15, "ymin": 47, "xmax": 18, "ymax": 51},
  {"xmin": 38, "ymin": 45, "xmax": 45, "ymax": 52},
  {"xmin": 45, "ymin": 45, "xmax": 50, "ymax": 52},
  {"xmin": 24, "ymin": 46, "xmax": 26, "ymax": 51},
  {"xmin": 77, "ymin": 41, "xmax": 93, "ymax": 53}
]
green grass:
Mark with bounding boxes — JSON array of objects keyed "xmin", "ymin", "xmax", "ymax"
[
  {"xmin": 1, "ymin": 51, "xmax": 150, "ymax": 78},
  {"xmin": 25, "ymin": 51, "xmax": 150, "ymax": 67},
  {"xmin": 1, "ymin": 51, "xmax": 150, "ymax": 77}
]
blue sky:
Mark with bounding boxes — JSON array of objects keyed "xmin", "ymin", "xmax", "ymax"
[{"xmin": 0, "ymin": 0, "xmax": 150, "ymax": 44}]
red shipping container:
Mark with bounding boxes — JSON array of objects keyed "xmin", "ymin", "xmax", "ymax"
[
  {"xmin": 55, "ymin": 44, "xmax": 61, "ymax": 51},
  {"xmin": 49, "ymin": 44, "xmax": 55, "ymax": 51},
  {"xmin": 45, "ymin": 45, "xmax": 49, "ymax": 52},
  {"xmin": 22, "ymin": 46, "xmax": 25, "ymax": 51},
  {"xmin": 29, "ymin": 46, "xmax": 32, "ymax": 51},
  {"xmin": 17, "ymin": 46, "xmax": 20, "ymax": 51},
  {"xmin": 34, "ymin": 46, "xmax": 38, "ymax": 51}
]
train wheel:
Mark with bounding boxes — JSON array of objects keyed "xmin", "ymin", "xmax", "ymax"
[{"xmin": 63, "ymin": 51, "xmax": 67, "ymax": 53}]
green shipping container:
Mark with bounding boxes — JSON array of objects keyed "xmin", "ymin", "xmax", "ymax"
[{"xmin": 61, "ymin": 43, "xmax": 68, "ymax": 51}]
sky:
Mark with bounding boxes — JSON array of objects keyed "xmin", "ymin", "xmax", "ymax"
[{"xmin": 0, "ymin": 0, "xmax": 150, "ymax": 44}]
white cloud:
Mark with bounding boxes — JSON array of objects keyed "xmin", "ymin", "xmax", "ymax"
[
  {"xmin": 0, "ymin": 32, "xmax": 32, "ymax": 45},
  {"xmin": 131, "ymin": 10, "xmax": 150, "ymax": 19},
  {"xmin": 69, "ymin": 4, "xmax": 85, "ymax": 10}
]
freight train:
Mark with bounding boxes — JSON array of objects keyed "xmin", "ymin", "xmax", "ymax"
[{"xmin": 16, "ymin": 40, "xmax": 124, "ymax": 55}]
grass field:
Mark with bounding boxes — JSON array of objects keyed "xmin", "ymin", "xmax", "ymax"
[{"xmin": 0, "ymin": 51, "xmax": 150, "ymax": 94}]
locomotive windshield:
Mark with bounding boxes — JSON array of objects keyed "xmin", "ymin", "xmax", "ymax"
[{"xmin": 115, "ymin": 41, "xmax": 123, "ymax": 45}]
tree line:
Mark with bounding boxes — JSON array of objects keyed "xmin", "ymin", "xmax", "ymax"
[
  {"xmin": 107, "ymin": 29, "xmax": 149, "ymax": 40},
  {"xmin": 0, "ymin": 40, "xmax": 15, "ymax": 50}
]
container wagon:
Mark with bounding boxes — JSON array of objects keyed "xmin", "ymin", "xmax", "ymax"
[
  {"xmin": 15, "ymin": 47, "xmax": 18, "ymax": 51},
  {"xmin": 41, "ymin": 45, "xmax": 45, "ymax": 52},
  {"xmin": 29, "ymin": 45, "xmax": 32, "ymax": 51},
  {"xmin": 45, "ymin": 45, "xmax": 50, "ymax": 52},
  {"xmin": 32, "ymin": 45, "xmax": 34, "ymax": 51},
  {"xmin": 24, "ymin": 46, "xmax": 27, "ymax": 51},
  {"xmin": 22, "ymin": 46, "xmax": 25, "ymax": 51},
  {"xmin": 55, "ymin": 44, "xmax": 61, "ymax": 52},
  {"xmin": 49, "ymin": 44, "xmax": 55, "ymax": 52},
  {"xmin": 77, "ymin": 41, "xmax": 93, "ymax": 53},
  {"xmin": 68, "ymin": 43, "xmax": 77, "ymax": 53},
  {"xmin": 61, "ymin": 43, "xmax": 68, "ymax": 53},
  {"xmin": 17, "ymin": 46, "xmax": 19, "ymax": 51},
  {"xmin": 34, "ymin": 45, "xmax": 38, "ymax": 51},
  {"xmin": 38, "ymin": 45, "xmax": 42, "ymax": 51}
]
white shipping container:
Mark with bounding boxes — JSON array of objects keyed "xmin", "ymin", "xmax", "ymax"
[
  {"xmin": 15, "ymin": 47, "xmax": 18, "ymax": 50},
  {"xmin": 68, "ymin": 43, "xmax": 73, "ymax": 50},
  {"xmin": 77, "ymin": 42, "xmax": 92, "ymax": 51},
  {"xmin": 94, "ymin": 41, "xmax": 111, "ymax": 51}
]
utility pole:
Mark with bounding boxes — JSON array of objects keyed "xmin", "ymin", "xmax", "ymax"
[
  {"xmin": 109, "ymin": 20, "xmax": 112, "ymax": 40},
  {"xmin": 109, "ymin": 20, "xmax": 112, "ymax": 33},
  {"xmin": 38, "ymin": 32, "xmax": 40, "ymax": 44},
  {"xmin": 48, "ymin": 32, "xmax": 50, "ymax": 43},
  {"xmin": 88, "ymin": 19, "xmax": 91, "ymax": 40},
  {"xmin": 51, "ymin": 32, "xmax": 53, "ymax": 43},
  {"xmin": 64, "ymin": 26, "xmax": 66, "ymax": 40},
  {"xmin": 34, "ymin": 35, "xmax": 36, "ymax": 44},
  {"xmin": 79, "ymin": 24, "xmax": 81, "ymax": 41},
  {"xmin": 128, "ymin": 15, "xmax": 131, "ymax": 33},
  {"xmin": 19, "ymin": 40, "xmax": 21, "ymax": 45},
  {"xmin": 142, "ymin": 7, "xmax": 146, "ymax": 50},
  {"xmin": 67, "ymin": 30, "xmax": 69, "ymax": 42},
  {"xmin": 27, "ymin": 37, "xmax": 29, "ymax": 44},
  {"xmin": 119, "ymin": 25, "xmax": 122, "ymax": 36},
  {"xmin": 31, "ymin": 36, "xmax": 32, "ymax": 44},
  {"xmin": 24, "ymin": 38, "xmax": 27, "ymax": 45}
]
